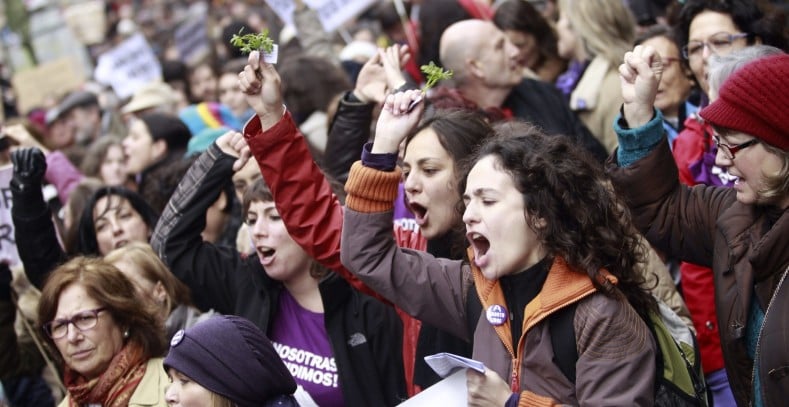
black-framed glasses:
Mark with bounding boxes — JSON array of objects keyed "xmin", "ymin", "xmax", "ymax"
[
  {"xmin": 713, "ymin": 135, "xmax": 759, "ymax": 160},
  {"xmin": 43, "ymin": 307, "xmax": 106, "ymax": 339},
  {"xmin": 682, "ymin": 32, "xmax": 749, "ymax": 59}
]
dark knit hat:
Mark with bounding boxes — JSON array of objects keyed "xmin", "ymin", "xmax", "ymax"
[
  {"xmin": 700, "ymin": 53, "xmax": 789, "ymax": 151},
  {"xmin": 137, "ymin": 112, "xmax": 192, "ymax": 152},
  {"xmin": 163, "ymin": 316, "xmax": 296, "ymax": 407}
]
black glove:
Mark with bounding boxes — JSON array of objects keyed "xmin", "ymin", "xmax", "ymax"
[{"xmin": 10, "ymin": 148, "xmax": 47, "ymax": 194}]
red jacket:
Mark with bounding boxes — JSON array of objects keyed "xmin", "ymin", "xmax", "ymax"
[{"xmin": 243, "ymin": 113, "xmax": 425, "ymax": 396}]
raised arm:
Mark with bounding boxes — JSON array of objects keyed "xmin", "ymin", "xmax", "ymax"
[
  {"xmin": 239, "ymin": 51, "xmax": 392, "ymax": 302},
  {"xmin": 10, "ymin": 148, "xmax": 65, "ymax": 290},
  {"xmin": 323, "ymin": 45, "xmax": 411, "ymax": 184},
  {"xmin": 340, "ymin": 91, "xmax": 473, "ymax": 339},
  {"xmin": 607, "ymin": 45, "xmax": 735, "ymax": 266},
  {"xmin": 150, "ymin": 131, "xmax": 248, "ymax": 314}
]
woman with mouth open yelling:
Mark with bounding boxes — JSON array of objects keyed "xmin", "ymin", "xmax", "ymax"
[
  {"xmin": 236, "ymin": 47, "xmax": 494, "ymax": 395},
  {"xmin": 150, "ymin": 124, "xmax": 406, "ymax": 404},
  {"xmin": 340, "ymin": 89, "xmax": 659, "ymax": 406}
]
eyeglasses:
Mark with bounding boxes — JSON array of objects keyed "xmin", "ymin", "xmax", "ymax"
[
  {"xmin": 682, "ymin": 32, "xmax": 749, "ymax": 59},
  {"xmin": 43, "ymin": 308, "xmax": 106, "ymax": 339},
  {"xmin": 713, "ymin": 135, "xmax": 759, "ymax": 160}
]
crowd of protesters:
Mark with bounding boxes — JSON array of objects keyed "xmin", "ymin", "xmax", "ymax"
[{"xmin": 0, "ymin": 0, "xmax": 787, "ymax": 406}]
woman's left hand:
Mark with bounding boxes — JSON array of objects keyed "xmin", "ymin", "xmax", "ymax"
[
  {"xmin": 467, "ymin": 368, "xmax": 513, "ymax": 407},
  {"xmin": 371, "ymin": 90, "xmax": 424, "ymax": 154},
  {"xmin": 215, "ymin": 130, "xmax": 251, "ymax": 171}
]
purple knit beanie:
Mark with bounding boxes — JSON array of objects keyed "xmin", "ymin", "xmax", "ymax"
[
  {"xmin": 163, "ymin": 316, "xmax": 296, "ymax": 406},
  {"xmin": 700, "ymin": 53, "xmax": 789, "ymax": 151}
]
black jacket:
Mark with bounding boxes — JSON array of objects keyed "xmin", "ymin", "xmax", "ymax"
[
  {"xmin": 151, "ymin": 144, "xmax": 407, "ymax": 406},
  {"xmin": 11, "ymin": 182, "xmax": 65, "ymax": 290},
  {"xmin": 505, "ymin": 79, "xmax": 608, "ymax": 163},
  {"xmin": 322, "ymin": 91, "xmax": 375, "ymax": 185}
]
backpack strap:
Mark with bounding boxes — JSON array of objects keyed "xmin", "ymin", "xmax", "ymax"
[
  {"xmin": 550, "ymin": 303, "xmax": 579, "ymax": 383},
  {"xmin": 466, "ymin": 285, "xmax": 482, "ymax": 341}
]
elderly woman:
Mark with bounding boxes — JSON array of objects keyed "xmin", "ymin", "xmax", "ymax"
[
  {"xmin": 38, "ymin": 256, "xmax": 168, "ymax": 406},
  {"xmin": 104, "ymin": 242, "xmax": 215, "ymax": 340},
  {"xmin": 610, "ymin": 47, "xmax": 788, "ymax": 406}
]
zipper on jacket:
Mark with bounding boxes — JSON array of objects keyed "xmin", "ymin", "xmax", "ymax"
[{"xmin": 750, "ymin": 263, "xmax": 789, "ymax": 404}]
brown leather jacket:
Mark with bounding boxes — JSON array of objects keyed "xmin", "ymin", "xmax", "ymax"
[{"xmin": 608, "ymin": 141, "xmax": 789, "ymax": 406}]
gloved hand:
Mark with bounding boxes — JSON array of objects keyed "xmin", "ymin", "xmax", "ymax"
[{"xmin": 10, "ymin": 148, "xmax": 47, "ymax": 194}]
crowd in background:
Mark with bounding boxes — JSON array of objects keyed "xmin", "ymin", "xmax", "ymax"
[{"xmin": 0, "ymin": 0, "xmax": 787, "ymax": 406}]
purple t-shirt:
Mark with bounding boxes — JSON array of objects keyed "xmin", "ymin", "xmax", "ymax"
[{"xmin": 270, "ymin": 291, "xmax": 344, "ymax": 407}]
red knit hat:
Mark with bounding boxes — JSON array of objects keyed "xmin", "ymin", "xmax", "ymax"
[{"xmin": 700, "ymin": 53, "xmax": 789, "ymax": 151}]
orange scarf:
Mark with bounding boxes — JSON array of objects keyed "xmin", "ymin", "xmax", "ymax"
[{"xmin": 65, "ymin": 343, "xmax": 148, "ymax": 407}]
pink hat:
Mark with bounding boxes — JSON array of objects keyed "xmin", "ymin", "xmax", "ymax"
[{"xmin": 700, "ymin": 53, "xmax": 789, "ymax": 151}]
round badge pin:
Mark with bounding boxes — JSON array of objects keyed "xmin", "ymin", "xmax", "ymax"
[
  {"xmin": 170, "ymin": 329, "xmax": 185, "ymax": 347},
  {"xmin": 486, "ymin": 304, "xmax": 508, "ymax": 326}
]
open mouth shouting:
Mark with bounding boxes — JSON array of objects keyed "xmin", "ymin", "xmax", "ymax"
[
  {"xmin": 257, "ymin": 246, "xmax": 276, "ymax": 266},
  {"xmin": 467, "ymin": 231, "xmax": 491, "ymax": 269},
  {"xmin": 408, "ymin": 202, "xmax": 428, "ymax": 226}
]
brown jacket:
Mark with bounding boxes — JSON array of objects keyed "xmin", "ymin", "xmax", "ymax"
[
  {"xmin": 608, "ymin": 141, "xmax": 789, "ymax": 405},
  {"xmin": 342, "ymin": 162, "xmax": 656, "ymax": 405}
]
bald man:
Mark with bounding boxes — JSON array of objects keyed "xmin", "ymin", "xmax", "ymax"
[{"xmin": 436, "ymin": 20, "xmax": 607, "ymax": 161}]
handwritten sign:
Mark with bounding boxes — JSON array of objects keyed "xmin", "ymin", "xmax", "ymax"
[
  {"xmin": 266, "ymin": 0, "xmax": 377, "ymax": 33},
  {"xmin": 0, "ymin": 165, "xmax": 21, "ymax": 267},
  {"xmin": 11, "ymin": 58, "xmax": 84, "ymax": 114},
  {"xmin": 94, "ymin": 33, "xmax": 162, "ymax": 99}
]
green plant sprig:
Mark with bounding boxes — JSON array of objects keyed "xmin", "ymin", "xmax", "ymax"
[
  {"xmin": 420, "ymin": 62, "xmax": 453, "ymax": 93},
  {"xmin": 230, "ymin": 28, "xmax": 275, "ymax": 54}
]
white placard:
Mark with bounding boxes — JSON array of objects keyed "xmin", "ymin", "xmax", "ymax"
[
  {"xmin": 0, "ymin": 165, "xmax": 21, "ymax": 267},
  {"xmin": 266, "ymin": 0, "xmax": 377, "ymax": 33},
  {"xmin": 397, "ymin": 369, "xmax": 467, "ymax": 406},
  {"xmin": 93, "ymin": 33, "xmax": 162, "ymax": 99},
  {"xmin": 424, "ymin": 352, "xmax": 486, "ymax": 378}
]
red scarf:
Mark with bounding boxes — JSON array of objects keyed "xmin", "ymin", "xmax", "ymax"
[{"xmin": 65, "ymin": 343, "xmax": 148, "ymax": 407}]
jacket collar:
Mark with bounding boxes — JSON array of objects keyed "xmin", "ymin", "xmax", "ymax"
[{"xmin": 468, "ymin": 250, "xmax": 608, "ymax": 351}]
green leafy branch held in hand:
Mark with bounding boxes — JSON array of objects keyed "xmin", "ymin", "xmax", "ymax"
[
  {"xmin": 420, "ymin": 62, "xmax": 453, "ymax": 93},
  {"xmin": 230, "ymin": 28, "xmax": 275, "ymax": 54}
]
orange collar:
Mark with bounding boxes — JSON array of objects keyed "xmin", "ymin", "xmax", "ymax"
[{"xmin": 468, "ymin": 250, "xmax": 617, "ymax": 390}]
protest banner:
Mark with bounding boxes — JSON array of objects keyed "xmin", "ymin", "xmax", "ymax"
[
  {"xmin": 94, "ymin": 33, "xmax": 162, "ymax": 99},
  {"xmin": 266, "ymin": 0, "xmax": 377, "ymax": 33},
  {"xmin": 11, "ymin": 57, "xmax": 84, "ymax": 114}
]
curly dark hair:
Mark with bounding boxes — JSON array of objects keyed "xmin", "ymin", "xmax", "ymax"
[{"xmin": 458, "ymin": 122, "xmax": 657, "ymax": 316}]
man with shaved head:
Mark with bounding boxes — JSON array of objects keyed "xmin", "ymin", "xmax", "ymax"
[{"xmin": 435, "ymin": 20, "xmax": 607, "ymax": 161}]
